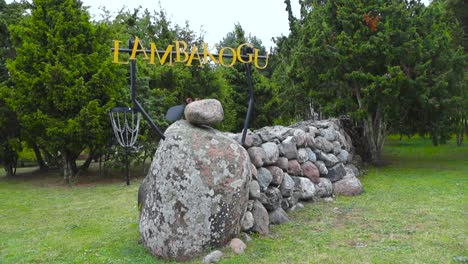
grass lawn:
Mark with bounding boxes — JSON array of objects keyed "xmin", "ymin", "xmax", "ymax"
[{"xmin": 0, "ymin": 136, "xmax": 467, "ymax": 263}]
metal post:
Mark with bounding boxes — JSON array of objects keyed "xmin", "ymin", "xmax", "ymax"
[{"xmin": 125, "ymin": 147, "xmax": 130, "ymax": 185}]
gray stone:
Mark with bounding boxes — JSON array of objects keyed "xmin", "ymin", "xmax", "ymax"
[
  {"xmin": 250, "ymin": 163, "xmax": 257, "ymax": 179},
  {"xmin": 275, "ymin": 157, "xmax": 289, "ymax": 172},
  {"xmin": 297, "ymin": 148, "xmax": 309, "ymax": 163},
  {"xmin": 139, "ymin": 120, "xmax": 251, "ymax": 261},
  {"xmin": 268, "ymin": 207, "xmax": 289, "ymax": 225},
  {"xmin": 332, "ymin": 141, "xmax": 342, "ymax": 155},
  {"xmin": 261, "ymin": 142, "xmax": 279, "ymax": 165},
  {"xmin": 256, "ymin": 167, "xmax": 273, "ymax": 191},
  {"xmin": 292, "ymin": 176, "xmax": 316, "ymax": 200},
  {"xmin": 249, "ymin": 180, "xmax": 261, "ymax": 199},
  {"xmin": 319, "ymin": 127, "xmax": 337, "ymax": 142},
  {"xmin": 305, "ymin": 133, "xmax": 316, "ymax": 148},
  {"xmin": 280, "ymin": 173, "xmax": 295, "ymax": 197},
  {"xmin": 184, "ymin": 99, "xmax": 224, "ymax": 126},
  {"xmin": 246, "ymin": 200, "xmax": 254, "ymax": 211},
  {"xmin": 337, "ymin": 150, "xmax": 349, "ymax": 163},
  {"xmin": 345, "ymin": 164, "xmax": 360, "ymax": 177},
  {"xmin": 262, "ymin": 187, "xmax": 282, "ymax": 211},
  {"xmin": 287, "ymin": 159, "xmax": 302, "ymax": 176},
  {"xmin": 317, "ymin": 152, "xmax": 339, "ymax": 167},
  {"xmin": 247, "ymin": 147, "xmax": 266, "ymax": 167},
  {"xmin": 203, "ymin": 250, "xmax": 223, "ymax": 263},
  {"xmin": 251, "ymin": 200, "xmax": 269, "ymax": 235},
  {"xmin": 315, "ymin": 177, "xmax": 333, "ymax": 198},
  {"xmin": 291, "ymin": 129, "xmax": 307, "ymax": 147},
  {"xmin": 255, "ymin": 125, "xmax": 291, "ymax": 142},
  {"xmin": 305, "ymin": 148, "xmax": 317, "ymax": 162},
  {"xmin": 326, "ymin": 163, "xmax": 347, "ymax": 182},
  {"xmin": 251, "ymin": 134, "xmax": 263, "ymax": 147},
  {"xmin": 241, "ymin": 211, "xmax": 254, "ymax": 231},
  {"xmin": 281, "ymin": 199, "xmax": 289, "ymax": 210},
  {"xmin": 314, "ymin": 160, "xmax": 328, "ymax": 176},
  {"xmin": 266, "ymin": 166, "xmax": 284, "ymax": 186},
  {"xmin": 301, "ymin": 161, "xmax": 320, "ymax": 184},
  {"xmin": 309, "ymin": 126, "xmax": 319, "ymax": 137},
  {"xmin": 279, "ymin": 136, "xmax": 298, "ymax": 159},
  {"xmin": 333, "ymin": 176, "xmax": 364, "ymax": 196},
  {"xmin": 286, "ymin": 195, "xmax": 299, "ymax": 209},
  {"xmin": 315, "ymin": 136, "xmax": 334, "ymax": 153},
  {"xmin": 229, "ymin": 238, "xmax": 247, "ymax": 254}
]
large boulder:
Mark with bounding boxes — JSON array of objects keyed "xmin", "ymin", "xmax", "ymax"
[{"xmin": 139, "ymin": 120, "xmax": 251, "ymax": 261}]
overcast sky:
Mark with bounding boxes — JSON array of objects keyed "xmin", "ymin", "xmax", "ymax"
[
  {"xmin": 82, "ymin": 0, "xmax": 301, "ymax": 50},
  {"xmin": 7, "ymin": 0, "xmax": 430, "ymax": 50}
]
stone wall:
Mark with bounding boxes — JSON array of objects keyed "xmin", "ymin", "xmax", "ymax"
[
  {"xmin": 139, "ymin": 99, "xmax": 364, "ymax": 261},
  {"xmin": 225, "ymin": 119, "xmax": 364, "ymax": 235}
]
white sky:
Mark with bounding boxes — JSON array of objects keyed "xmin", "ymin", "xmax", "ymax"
[
  {"xmin": 82, "ymin": 0, "xmax": 301, "ymax": 50},
  {"xmin": 7, "ymin": 0, "xmax": 431, "ymax": 50}
]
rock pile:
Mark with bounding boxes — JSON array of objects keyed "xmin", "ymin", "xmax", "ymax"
[
  {"xmin": 226, "ymin": 119, "xmax": 364, "ymax": 234},
  {"xmin": 139, "ymin": 99, "xmax": 364, "ymax": 262}
]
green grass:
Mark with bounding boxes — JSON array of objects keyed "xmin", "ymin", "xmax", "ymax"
[{"xmin": 0, "ymin": 136, "xmax": 467, "ymax": 263}]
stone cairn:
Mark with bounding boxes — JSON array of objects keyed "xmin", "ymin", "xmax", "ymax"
[{"xmin": 139, "ymin": 99, "xmax": 364, "ymax": 263}]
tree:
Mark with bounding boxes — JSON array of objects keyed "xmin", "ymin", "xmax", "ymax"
[
  {"xmin": 216, "ymin": 23, "xmax": 275, "ymax": 131},
  {"xmin": 7, "ymin": 0, "xmax": 127, "ymax": 182},
  {"xmin": 278, "ymin": 0, "xmax": 465, "ymax": 163},
  {"xmin": 0, "ymin": 0, "xmax": 27, "ymax": 175}
]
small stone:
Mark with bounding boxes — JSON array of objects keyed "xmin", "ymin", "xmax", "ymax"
[
  {"xmin": 323, "ymin": 197, "xmax": 334, "ymax": 202},
  {"xmin": 266, "ymin": 166, "xmax": 284, "ymax": 186},
  {"xmin": 326, "ymin": 163, "xmax": 347, "ymax": 182},
  {"xmin": 229, "ymin": 238, "xmax": 247, "ymax": 255},
  {"xmin": 333, "ymin": 176, "xmax": 364, "ymax": 196},
  {"xmin": 280, "ymin": 136, "xmax": 298, "ymax": 159},
  {"xmin": 332, "ymin": 141, "xmax": 342, "ymax": 155},
  {"xmin": 261, "ymin": 142, "xmax": 279, "ymax": 165},
  {"xmin": 337, "ymin": 150, "xmax": 349, "ymax": 163},
  {"xmin": 315, "ymin": 177, "xmax": 333, "ymax": 197},
  {"xmin": 296, "ymin": 202, "xmax": 304, "ymax": 209},
  {"xmin": 280, "ymin": 173, "xmax": 295, "ymax": 197},
  {"xmin": 319, "ymin": 127, "xmax": 337, "ymax": 141},
  {"xmin": 241, "ymin": 211, "xmax": 254, "ymax": 231},
  {"xmin": 248, "ymin": 147, "xmax": 266, "ymax": 167},
  {"xmin": 287, "ymin": 159, "xmax": 302, "ymax": 176},
  {"xmin": 275, "ymin": 157, "xmax": 289, "ymax": 171},
  {"xmin": 184, "ymin": 99, "xmax": 224, "ymax": 126},
  {"xmin": 249, "ymin": 180, "xmax": 261, "ymax": 199},
  {"xmin": 317, "ymin": 152, "xmax": 339, "ymax": 167},
  {"xmin": 256, "ymin": 168, "xmax": 273, "ymax": 191},
  {"xmin": 250, "ymin": 163, "xmax": 258, "ymax": 179},
  {"xmin": 315, "ymin": 136, "xmax": 334, "ymax": 153},
  {"xmin": 314, "ymin": 160, "xmax": 328, "ymax": 176},
  {"xmin": 301, "ymin": 161, "xmax": 320, "ymax": 183},
  {"xmin": 297, "ymin": 148, "xmax": 309, "ymax": 163},
  {"xmin": 305, "ymin": 148, "xmax": 317, "ymax": 162},
  {"xmin": 203, "ymin": 250, "xmax": 223, "ymax": 263},
  {"xmin": 345, "ymin": 164, "xmax": 360, "ymax": 177},
  {"xmin": 292, "ymin": 176, "xmax": 316, "ymax": 200},
  {"xmin": 251, "ymin": 200, "xmax": 269, "ymax": 235},
  {"xmin": 262, "ymin": 187, "xmax": 282, "ymax": 211},
  {"xmin": 268, "ymin": 207, "xmax": 289, "ymax": 225},
  {"xmin": 305, "ymin": 133, "xmax": 316, "ymax": 148},
  {"xmin": 291, "ymin": 129, "xmax": 307, "ymax": 147}
]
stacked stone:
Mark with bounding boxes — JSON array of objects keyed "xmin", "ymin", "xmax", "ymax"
[{"xmin": 226, "ymin": 119, "xmax": 363, "ymax": 235}]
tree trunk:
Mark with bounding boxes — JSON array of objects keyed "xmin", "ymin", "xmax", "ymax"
[
  {"xmin": 32, "ymin": 143, "xmax": 47, "ymax": 170},
  {"xmin": 361, "ymin": 114, "xmax": 387, "ymax": 164},
  {"xmin": 62, "ymin": 150, "xmax": 79, "ymax": 184}
]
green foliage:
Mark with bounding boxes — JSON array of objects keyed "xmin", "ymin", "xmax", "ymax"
[
  {"xmin": 274, "ymin": 0, "xmax": 467, "ymax": 162},
  {"xmin": 7, "ymin": 0, "xmax": 127, "ymax": 179}
]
